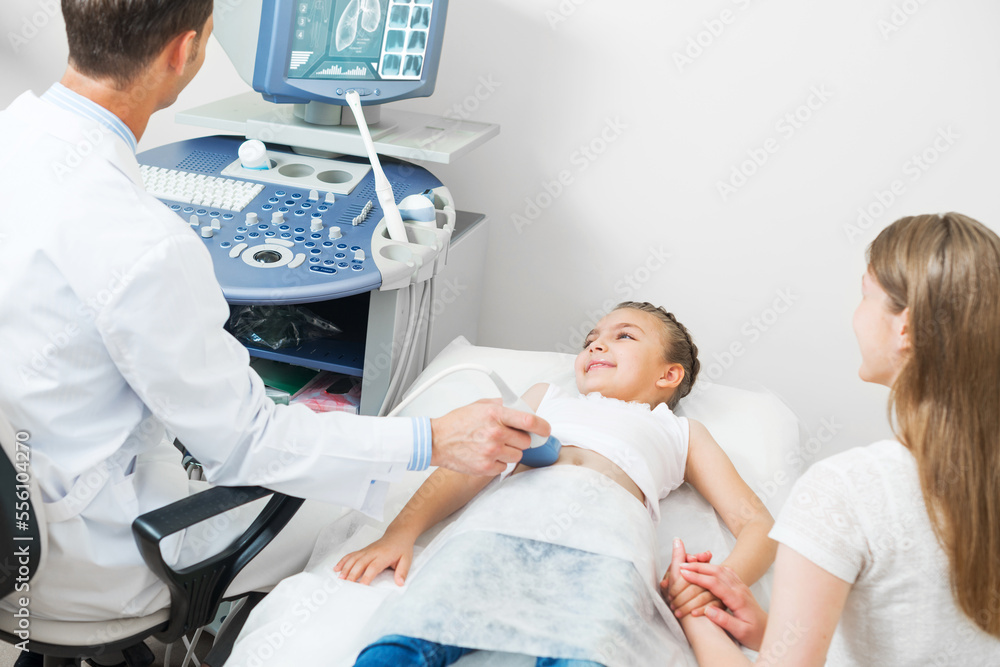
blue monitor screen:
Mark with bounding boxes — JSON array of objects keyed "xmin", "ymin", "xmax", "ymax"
[
  {"xmin": 250, "ymin": 0, "xmax": 446, "ymax": 106},
  {"xmin": 289, "ymin": 0, "xmax": 435, "ymax": 82}
]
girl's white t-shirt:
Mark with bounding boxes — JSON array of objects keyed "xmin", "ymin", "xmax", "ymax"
[{"xmin": 535, "ymin": 384, "xmax": 689, "ymax": 521}]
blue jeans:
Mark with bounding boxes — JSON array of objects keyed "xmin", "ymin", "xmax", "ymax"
[{"xmin": 354, "ymin": 634, "xmax": 605, "ymax": 667}]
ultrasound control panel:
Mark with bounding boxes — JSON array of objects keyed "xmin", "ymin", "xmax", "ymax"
[{"xmin": 136, "ymin": 135, "xmax": 452, "ymax": 305}]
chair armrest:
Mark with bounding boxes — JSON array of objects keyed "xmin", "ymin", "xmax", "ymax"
[{"xmin": 132, "ymin": 485, "xmax": 304, "ymax": 644}]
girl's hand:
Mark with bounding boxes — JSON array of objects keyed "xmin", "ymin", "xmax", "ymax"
[
  {"xmin": 678, "ymin": 561, "xmax": 768, "ymax": 651},
  {"xmin": 334, "ymin": 530, "xmax": 417, "ymax": 586},
  {"xmin": 686, "ymin": 550, "xmax": 712, "ymax": 564},
  {"xmin": 660, "ymin": 540, "xmax": 722, "ymax": 619}
]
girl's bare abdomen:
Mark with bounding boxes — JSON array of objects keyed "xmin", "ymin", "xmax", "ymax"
[{"xmin": 511, "ymin": 445, "xmax": 644, "ymax": 504}]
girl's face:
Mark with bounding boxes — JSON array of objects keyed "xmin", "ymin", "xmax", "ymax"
[
  {"xmin": 575, "ymin": 308, "xmax": 682, "ymax": 406},
  {"xmin": 852, "ymin": 270, "xmax": 909, "ymax": 387}
]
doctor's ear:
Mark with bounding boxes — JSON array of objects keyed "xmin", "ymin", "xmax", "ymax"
[
  {"xmin": 162, "ymin": 29, "xmax": 202, "ymax": 74},
  {"xmin": 656, "ymin": 364, "xmax": 685, "ymax": 390}
]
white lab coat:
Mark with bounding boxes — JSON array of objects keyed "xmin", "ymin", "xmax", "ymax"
[{"xmin": 0, "ymin": 92, "xmax": 419, "ymax": 620}]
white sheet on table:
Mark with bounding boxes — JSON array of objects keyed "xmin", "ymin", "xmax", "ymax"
[{"xmin": 227, "ymin": 467, "xmax": 767, "ymax": 666}]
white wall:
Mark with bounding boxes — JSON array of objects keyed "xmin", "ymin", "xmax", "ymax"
[{"xmin": 4, "ymin": 0, "xmax": 999, "ymax": 466}]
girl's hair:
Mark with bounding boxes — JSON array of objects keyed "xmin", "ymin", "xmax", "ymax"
[
  {"xmin": 613, "ymin": 301, "xmax": 700, "ymax": 410},
  {"xmin": 868, "ymin": 212, "xmax": 1000, "ymax": 637}
]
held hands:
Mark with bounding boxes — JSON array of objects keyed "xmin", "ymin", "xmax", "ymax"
[
  {"xmin": 429, "ymin": 399, "xmax": 551, "ymax": 476},
  {"xmin": 668, "ymin": 538, "xmax": 769, "ymax": 651},
  {"xmin": 334, "ymin": 528, "xmax": 417, "ymax": 586},
  {"xmin": 661, "ymin": 539, "xmax": 721, "ymax": 619}
]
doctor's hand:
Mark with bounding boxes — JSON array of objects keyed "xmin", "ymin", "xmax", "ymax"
[
  {"xmin": 334, "ymin": 528, "xmax": 417, "ymax": 586},
  {"xmin": 661, "ymin": 538, "xmax": 722, "ymax": 620},
  {"xmin": 430, "ymin": 399, "xmax": 551, "ymax": 476},
  {"xmin": 676, "ymin": 561, "xmax": 768, "ymax": 651}
]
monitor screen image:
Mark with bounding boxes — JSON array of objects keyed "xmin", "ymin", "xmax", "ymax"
[{"xmin": 289, "ymin": 0, "xmax": 435, "ymax": 82}]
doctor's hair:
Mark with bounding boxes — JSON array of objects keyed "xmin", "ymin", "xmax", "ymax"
[
  {"xmin": 613, "ymin": 301, "xmax": 699, "ymax": 410},
  {"xmin": 61, "ymin": 0, "xmax": 213, "ymax": 88},
  {"xmin": 868, "ymin": 212, "xmax": 1000, "ymax": 638}
]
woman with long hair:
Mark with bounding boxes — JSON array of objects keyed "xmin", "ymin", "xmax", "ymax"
[{"xmin": 666, "ymin": 212, "xmax": 1000, "ymax": 665}]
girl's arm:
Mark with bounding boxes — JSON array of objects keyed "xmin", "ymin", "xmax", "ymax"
[
  {"xmin": 667, "ymin": 419, "xmax": 778, "ymax": 617},
  {"xmin": 668, "ymin": 539, "xmax": 755, "ymax": 665},
  {"xmin": 335, "ymin": 467, "xmax": 495, "ymax": 584},
  {"xmin": 335, "ymin": 383, "xmax": 551, "ymax": 585}
]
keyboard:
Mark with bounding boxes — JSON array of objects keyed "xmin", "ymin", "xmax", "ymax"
[{"xmin": 140, "ymin": 165, "xmax": 265, "ymax": 212}]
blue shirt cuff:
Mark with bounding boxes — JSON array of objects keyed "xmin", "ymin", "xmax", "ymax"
[{"xmin": 407, "ymin": 417, "xmax": 433, "ymax": 471}]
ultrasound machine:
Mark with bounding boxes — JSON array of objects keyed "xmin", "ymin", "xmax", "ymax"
[{"xmin": 137, "ymin": 0, "xmax": 497, "ymax": 416}]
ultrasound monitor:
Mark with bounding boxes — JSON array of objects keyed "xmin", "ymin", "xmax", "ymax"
[
  {"xmin": 200, "ymin": 0, "xmax": 493, "ymax": 161},
  {"xmin": 223, "ymin": 0, "xmax": 448, "ymax": 108}
]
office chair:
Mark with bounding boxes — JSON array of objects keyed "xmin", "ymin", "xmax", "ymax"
[{"xmin": 0, "ymin": 409, "xmax": 304, "ymax": 666}]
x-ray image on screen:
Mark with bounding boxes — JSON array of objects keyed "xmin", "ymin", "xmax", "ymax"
[
  {"xmin": 289, "ymin": 0, "xmax": 433, "ymax": 82},
  {"xmin": 388, "ymin": 5, "xmax": 410, "ymax": 28},
  {"xmin": 385, "ymin": 29, "xmax": 406, "ymax": 53},
  {"xmin": 411, "ymin": 6, "xmax": 430, "ymax": 28},
  {"xmin": 402, "ymin": 55, "xmax": 422, "ymax": 76},
  {"xmin": 407, "ymin": 31, "xmax": 426, "ymax": 52}
]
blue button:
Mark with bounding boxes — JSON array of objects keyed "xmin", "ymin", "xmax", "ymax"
[
  {"xmin": 305, "ymin": 242, "xmax": 315, "ymax": 248},
  {"xmin": 324, "ymin": 260, "xmax": 336, "ymax": 266},
  {"xmin": 196, "ymin": 209, "xmax": 207, "ymax": 216},
  {"xmin": 265, "ymin": 231, "xmax": 275, "ymax": 237},
  {"xmin": 279, "ymin": 225, "xmax": 290, "ymax": 231},
  {"xmin": 223, "ymin": 213, "xmax": 234, "ymax": 220},
  {"xmin": 285, "ymin": 200, "xmax": 295, "ymax": 206},
  {"xmin": 339, "ymin": 262, "xmax": 349, "ymax": 268},
  {"xmin": 310, "ymin": 248, "xmax": 322, "ymax": 255},
  {"xmin": 268, "ymin": 197, "xmax": 279, "ymax": 204},
  {"xmin": 309, "ymin": 258, "xmax": 324, "ymax": 265},
  {"xmin": 249, "ymin": 232, "xmax": 260, "ymax": 238},
  {"xmin": 311, "ymin": 233, "xmax": 322, "ymax": 239},
  {"xmin": 335, "ymin": 253, "xmax": 346, "ymax": 259},
  {"xmin": 295, "ymin": 228, "xmax": 305, "ymax": 234},
  {"xmin": 234, "ymin": 235, "xmax": 245, "ymax": 241},
  {"xmin": 351, "ymin": 245, "xmax": 361, "ymax": 251},
  {"xmin": 281, "ymin": 233, "xmax": 292, "ymax": 239},
  {"xmin": 301, "ymin": 203, "xmax": 312, "ymax": 209},
  {"xmin": 294, "ymin": 236, "xmax": 305, "ymax": 242},
  {"xmin": 237, "ymin": 226, "xmax": 248, "ymax": 233},
  {"xmin": 318, "ymin": 205, "xmax": 329, "ymax": 212},
  {"xmin": 170, "ymin": 204, "xmax": 181, "ymax": 211},
  {"xmin": 258, "ymin": 224, "xmax": 269, "ymax": 230},
  {"xmin": 262, "ymin": 204, "xmax": 273, "ymax": 211},
  {"xmin": 183, "ymin": 206, "xmax": 194, "ymax": 213},
  {"xmin": 310, "ymin": 265, "xmax": 336, "ymax": 273},
  {"xmin": 220, "ymin": 241, "xmax": 231, "ymax": 248},
  {"xmin": 209, "ymin": 211, "xmax": 221, "ymax": 217},
  {"xmin": 278, "ymin": 207, "xmax": 289, "ymax": 213},
  {"xmin": 323, "ymin": 241, "xmax": 334, "ymax": 247},
  {"xmin": 275, "ymin": 190, "xmax": 286, "ymax": 197},
  {"xmin": 291, "ymin": 193, "xmax": 302, "ymax": 199},
  {"xmin": 337, "ymin": 243, "xmax": 347, "ymax": 249},
  {"xmin": 312, "ymin": 212, "xmax": 322, "ymax": 218},
  {"xmin": 294, "ymin": 210, "xmax": 305, "ymax": 216},
  {"xmin": 351, "ymin": 264, "xmax": 363, "ymax": 271}
]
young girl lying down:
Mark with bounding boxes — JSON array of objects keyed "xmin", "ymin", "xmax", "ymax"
[{"xmin": 335, "ymin": 301, "xmax": 777, "ymax": 667}]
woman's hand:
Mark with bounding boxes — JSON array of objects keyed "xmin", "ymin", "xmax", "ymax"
[
  {"xmin": 660, "ymin": 541, "xmax": 722, "ymax": 618},
  {"xmin": 334, "ymin": 529, "xmax": 417, "ymax": 586},
  {"xmin": 677, "ymin": 561, "xmax": 769, "ymax": 651}
]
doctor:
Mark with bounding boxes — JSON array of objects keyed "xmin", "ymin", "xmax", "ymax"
[{"xmin": 0, "ymin": 0, "xmax": 547, "ymax": 632}]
